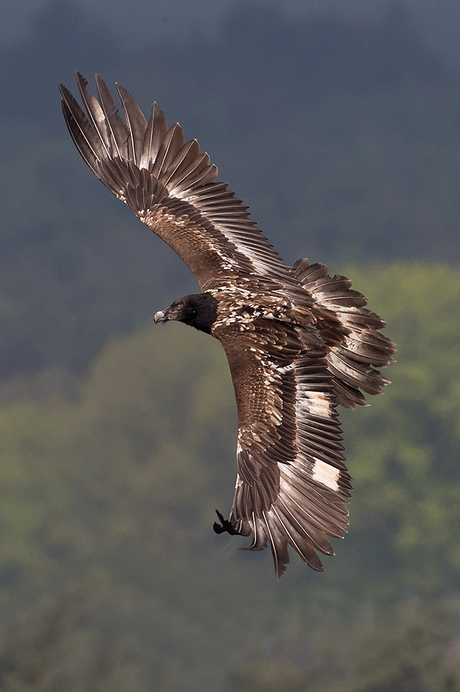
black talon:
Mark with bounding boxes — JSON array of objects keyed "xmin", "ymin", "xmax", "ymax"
[{"xmin": 213, "ymin": 510, "xmax": 238, "ymax": 535}]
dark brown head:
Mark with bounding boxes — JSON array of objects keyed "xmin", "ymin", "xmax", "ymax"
[{"xmin": 153, "ymin": 292, "xmax": 218, "ymax": 334}]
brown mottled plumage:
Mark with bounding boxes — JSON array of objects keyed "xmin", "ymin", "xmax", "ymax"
[{"xmin": 59, "ymin": 74, "xmax": 395, "ymax": 578}]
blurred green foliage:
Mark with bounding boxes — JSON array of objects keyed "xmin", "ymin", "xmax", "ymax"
[
  {"xmin": 1, "ymin": 263, "xmax": 460, "ymax": 689},
  {"xmin": 341, "ymin": 264, "xmax": 460, "ymax": 597},
  {"xmin": 225, "ymin": 602, "xmax": 460, "ymax": 692}
]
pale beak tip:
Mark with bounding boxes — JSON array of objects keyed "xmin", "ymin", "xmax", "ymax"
[{"xmin": 154, "ymin": 310, "xmax": 166, "ymax": 324}]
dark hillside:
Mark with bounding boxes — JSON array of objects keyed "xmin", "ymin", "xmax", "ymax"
[{"xmin": 1, "ymin": 0, "xmax": 458, "ymax": 381}]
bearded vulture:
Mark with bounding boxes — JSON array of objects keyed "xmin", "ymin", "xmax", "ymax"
[{"xmin": 59, "ymin": 74, "xmax": 395, "ymax": 578}]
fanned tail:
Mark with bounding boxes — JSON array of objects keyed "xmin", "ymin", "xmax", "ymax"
[{"xmin": 292, "ymin": 259, "xmax": 396, "ymax": 409}]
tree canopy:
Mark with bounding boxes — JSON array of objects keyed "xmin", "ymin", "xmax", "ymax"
[{"xmin": 1, "ymin": 262, "xmax": 460, "ymax": 689}]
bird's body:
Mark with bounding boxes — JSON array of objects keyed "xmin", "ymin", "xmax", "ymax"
[{"xmin": 60, "ymin": 74, "xmax": 395, "ymax": 578}]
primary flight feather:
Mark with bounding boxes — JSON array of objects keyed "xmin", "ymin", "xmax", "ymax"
[{"xmin": 59, "ymin": 73, "xmax": 395, "ymax": 578}]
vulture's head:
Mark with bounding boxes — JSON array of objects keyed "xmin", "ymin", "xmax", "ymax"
[{"xmin": 154, "ymin": 292, "xmax": 218, "ymax": 334}]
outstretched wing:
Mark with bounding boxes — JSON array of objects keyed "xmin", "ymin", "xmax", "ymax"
[
  {"xmin": 59, "ymin": 73, "xmax": 302, "ymax": 296},
  {"xmin": 292, "ymin": 259, "xmax": 396, "ymax": 409},
  {"xmin": 215, "ymin": 318, "xmax": 351, "ymax": 579}
]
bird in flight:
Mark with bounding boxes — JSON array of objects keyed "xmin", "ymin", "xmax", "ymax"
[{"xmin": 59, "ymin": 74, "xmax": 395, "ymax": 578}]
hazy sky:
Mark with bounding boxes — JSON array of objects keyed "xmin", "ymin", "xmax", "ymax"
[{"xmin": 2, "ymin": 0, "xmax": 460, "ymax": 69}]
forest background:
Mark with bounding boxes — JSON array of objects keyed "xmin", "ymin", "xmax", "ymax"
[{"xmin": 1, "ymin": 1, "xmax": 460, "ymax": 690}]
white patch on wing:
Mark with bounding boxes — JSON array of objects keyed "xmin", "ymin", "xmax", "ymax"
[
  {"xmin": 277, "ymin": 363, "xmax": 295, "ymax": 374},
  {"xmin": 235, "ymin": 473, "xmax": 243, "ymax": 488},
  {"xmin": 312, "ymin": 458, "xmax": 340, "ymax": 491},
  {"xmin": 302, "ymin": 391, "xmax": 330, "ymax": 417}
]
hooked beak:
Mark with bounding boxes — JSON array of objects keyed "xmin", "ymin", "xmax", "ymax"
[{"xmin": 154, "ymin": 309, "xmax": 169, "ymax": 324}]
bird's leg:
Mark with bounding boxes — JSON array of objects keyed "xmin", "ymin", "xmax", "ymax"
[{"xmin": 213, "ymin": 510, "xmax": 239, "ymax": 535}]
